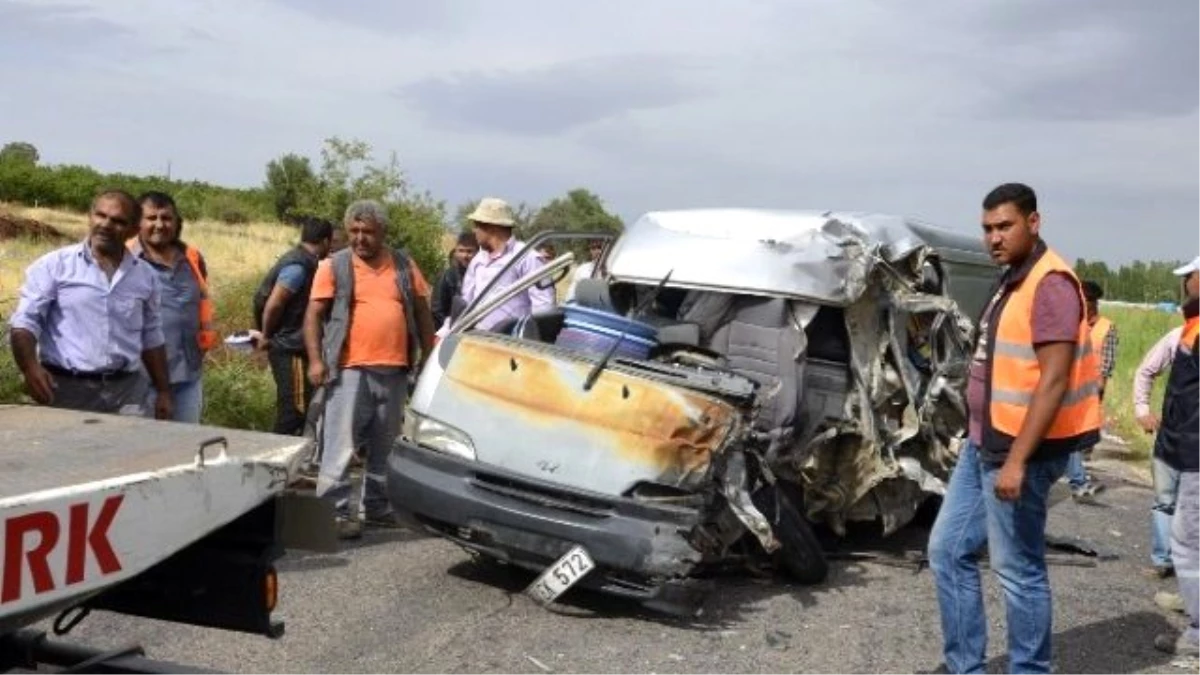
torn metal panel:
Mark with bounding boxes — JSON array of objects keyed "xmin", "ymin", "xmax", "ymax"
[
  {"xmin": 769, "ymin": 243, "xmax": 976, "ymax": 537},
  {"xmin": 717, "ymin": 451, "xmax": 780, "ymax": 553},
  {"xmin": 425, "ymin": 334, "xmax": 742, "ymax": 496}
]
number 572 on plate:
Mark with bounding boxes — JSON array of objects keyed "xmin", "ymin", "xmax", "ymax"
[{"xmin": 526, "ymin": 545, "xmax": 595, "ymax": 605}]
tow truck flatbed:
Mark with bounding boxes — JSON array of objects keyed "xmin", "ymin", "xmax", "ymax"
[
  {"xmin": 0, "ymin": 405, "xmax": 319, "ymax": 673},
  {"xmin": 0, "ymin": 405, "xmax": 308, "ymax": 501}
]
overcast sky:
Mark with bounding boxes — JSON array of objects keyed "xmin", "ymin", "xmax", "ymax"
[{"xmin": 1, "ymin": 0, "xmax": 1196, "ymax": 265}]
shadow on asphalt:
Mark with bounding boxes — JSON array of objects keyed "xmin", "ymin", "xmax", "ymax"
[
  {"xmin": 278, "ymin": 525, "xmax": 435, "ymax": 573},
  {"xmin": 984, "ymin": 610, "xmax": 1177, "ymax": 674},
  {"xmin": 422, "ymin": 487, "xmax": 1133, "ymax": 634},
  {"xmin": 439, "ymin": 521, "xmax": 925, "ymax": 632}
]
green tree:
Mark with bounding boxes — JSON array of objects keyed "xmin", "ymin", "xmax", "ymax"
[
  {"xmin": 264, "ymin": 153, "xmax": 319, "ymax": 219},
  {"xmin": 0, "ymin": 141, "xmax": 39, "ymax": 165},
  {"xmin": 524, "ymin": 188, "xmax": 623, "ymax": 239},
  {"xmin": 304, "ymin": 136, "xmax": 449, "ymax": 276},
  {"xmin": 1075, "ymin": 256, "xmax": 1186, "ymax": 304}
]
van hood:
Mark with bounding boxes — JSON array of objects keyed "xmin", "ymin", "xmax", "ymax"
[{"xmin": 416, "ymin": 334, "xmax": 743, "ymax": 497}]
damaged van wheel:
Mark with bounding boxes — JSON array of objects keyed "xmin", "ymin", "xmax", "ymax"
[{"xmin": 751, "ymin": 485, "xmax": 829, "ymax": 585}]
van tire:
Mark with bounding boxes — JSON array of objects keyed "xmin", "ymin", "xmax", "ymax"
[{"xmin": 751, "ymin": 485, "xmax": 829, "ymax": 585}]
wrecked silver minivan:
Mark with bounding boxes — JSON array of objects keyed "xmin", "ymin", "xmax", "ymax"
[{"xmin": 388, "ymin": 209, "xmax": 999, "ymax": 615}]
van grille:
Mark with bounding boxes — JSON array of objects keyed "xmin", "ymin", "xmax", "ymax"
[{"xmin": 469, "ymin": 472, "xmax": 615, "ymax": 518}]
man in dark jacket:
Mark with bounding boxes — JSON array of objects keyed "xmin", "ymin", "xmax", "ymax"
[
  {"xmin": 253, "ymin": 216, "xmax": 333, "ymax": 435},
  {"xmin": 1154, "ymin": 255, "xmax": 1200, "ymax": 658},
  {"xmin": 431, "ymin": 231, "xmax": 478, "ymax": 328}
]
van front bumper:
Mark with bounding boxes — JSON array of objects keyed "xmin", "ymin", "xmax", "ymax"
[{"xmin": 386, "ymin": 439, "xmax": 712, "ymax": 616}]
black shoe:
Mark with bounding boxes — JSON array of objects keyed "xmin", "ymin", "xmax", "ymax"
[{"xmin": 1142, "ymin": 565, "xmax": 1176, "ymax": 580}]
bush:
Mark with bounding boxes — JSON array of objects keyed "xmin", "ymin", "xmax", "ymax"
[
  {"xmin": 0, "ymin": 161, "xmax": 273, "ymax": 223},
  {"xmin": 0, "ymin": 339, "xmax": 31, "ymax": 405},
  {"xmin": 210, "ymin": 275, "xmax": 262, "ymax": 344},
  {"xmin": 200, "ymin": 356, "xmax": 276, "ymax": 431}
]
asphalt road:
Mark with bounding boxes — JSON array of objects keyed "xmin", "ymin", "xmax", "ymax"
[{"xmin": 39, "ymin": 448, "xmax": 1197, "ymax": 674}]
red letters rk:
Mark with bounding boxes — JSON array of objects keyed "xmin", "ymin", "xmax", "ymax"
[{"xmin": 1, "ymin": 495, "xmax": 124, "ymax": 604}]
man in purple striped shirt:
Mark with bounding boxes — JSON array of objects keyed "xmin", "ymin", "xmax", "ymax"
[
  {"xmin": 445, "ymin": 197, "xmax": 554, "ymax": 334},
  {"xmin": 8, "ymin": 190, "xmax": 173, "ymax": 419}
]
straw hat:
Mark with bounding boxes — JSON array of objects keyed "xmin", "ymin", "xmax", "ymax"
[{"xmin": 468, "ymin": 197, "xmax": 516, "ymax": 227}]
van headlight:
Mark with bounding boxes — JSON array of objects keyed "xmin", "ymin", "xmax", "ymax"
[{"xmin": 402, "ymin": 410, "xmax": 476, "ymax": 461}]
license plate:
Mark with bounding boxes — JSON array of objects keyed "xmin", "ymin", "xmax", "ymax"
[{"xmin": 526, "ymin": 545, "xmax": 595, "ymax": 605}]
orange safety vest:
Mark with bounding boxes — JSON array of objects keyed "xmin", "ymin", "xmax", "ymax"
[
  {"xmin": 182, "ymin": 246, "xmax": 219, "ymax": 352},
  {"xmin": 1089, "ymin": 316, "xmax": 1112, "ymax": 355},
  {"xmin": 985, "ymin": 247, "xmax": 1102, "ymax": 450},
  {"xmin": 1183, "ymin": 315, "xmax": 1200, "ymax": 352}
]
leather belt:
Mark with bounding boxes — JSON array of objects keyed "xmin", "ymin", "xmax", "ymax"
[{"xmin": 42, "ymin": 362, "xmax": 136, "ymax": 382}]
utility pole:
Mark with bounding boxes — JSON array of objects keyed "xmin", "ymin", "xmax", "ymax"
[{"xmin": 166, "ymin": 159, "xmax": 172, "ymax": 181}]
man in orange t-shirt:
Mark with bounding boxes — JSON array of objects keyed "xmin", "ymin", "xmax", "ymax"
[{"xmin": 303, "ymin": 200, "xmax": 435, "ymax": 539}]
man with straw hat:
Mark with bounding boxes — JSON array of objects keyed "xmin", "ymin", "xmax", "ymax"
[{"xmin": 443, "ymin": 197, "xmax": 553, "ymax": 334}]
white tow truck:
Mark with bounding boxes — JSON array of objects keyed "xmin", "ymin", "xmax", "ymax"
[{"xmin": 0, "ymin": 404, "xmax": 331, "ymax": 673}]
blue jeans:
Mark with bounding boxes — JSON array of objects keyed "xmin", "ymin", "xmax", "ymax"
[
  {"xmin": 1153, "ymin": 456, "xmax": 1181, "ymax": 568},
  {"xmin": 1065, "ymin": 450, "xmax": 1088, "ymax": 489},
  {"xmin": 1172, "ymin": 472, "xmax": 1199, "ymax": 647},
  {"xmin": 147, "ymin": 377, "xmax": 204, "ymax": 424},
  {"xmin": 928, "ymin": 441, "xmax": 1069, "ymax": 674}
]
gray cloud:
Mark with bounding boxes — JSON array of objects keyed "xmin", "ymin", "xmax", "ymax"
[
  {"xmin": 396, "ymin": 55, "xmax": 706, "ymax": 136},
  {"xmin": 948, "ymin": 0, "xmax": 1198, "ymax": 121},
  {"xmin": 0, "ymin": 3, "xmax": 134, "ymax": 67},
  {"xmin": 272, "ymin": 0, "xmax": 469, "ymax": 36}
]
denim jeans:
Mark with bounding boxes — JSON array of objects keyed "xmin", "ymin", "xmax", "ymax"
[
  {"xmin": 928, "ymin": 441, "xmax": 1069, "ymax": 674},
  {"xmin": 1172, "ymin": 471, "xmax": 1199, "ymax": 647},
  {"xmin": 146, "ymin": 377, "xmax": 204, "ymax": 423},
  {"xmin": 1065, "ymin": 450, "xmax": 1088, "ymax": 489},
  {"xmin": 1152, "ymin": 456, "xmax": 1181, "ymax": 568}
]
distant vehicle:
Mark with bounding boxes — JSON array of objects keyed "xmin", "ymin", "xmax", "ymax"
[{"xmin": 388, "ymin": 208, "xmax": 1000, "ymax": 616}]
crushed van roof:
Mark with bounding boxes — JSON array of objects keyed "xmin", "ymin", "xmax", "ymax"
[{"xmin": 604, "ymin": 209, "xmax": 987, "ymax": 306}]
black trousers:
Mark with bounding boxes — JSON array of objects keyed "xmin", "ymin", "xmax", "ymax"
[{"xmin": 268, "ymin": 348, "xmax": 313, "ymax": 436}]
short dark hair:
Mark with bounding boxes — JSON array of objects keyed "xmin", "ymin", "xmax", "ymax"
[
  {"xmin": 136, "ymin": 190, "xmax": 182, "ymax": 230},
  {"xmin": 982, "ymin": 183, "xmax": 1038, "ymax": 216},
  {"xmin": 1082, "ymin": 280, "xmax": 1104, "ymax": 302},
  {"xmin": 455, "ymin": 231, "xmax": 477, "ymax": 248},
  {"xmin": 94, "ymin": 188, "xmax": 141, "ymax": 226},
  {"xmin": 298, "ymin": 215, "xmax": 334, "ymax": 244}
]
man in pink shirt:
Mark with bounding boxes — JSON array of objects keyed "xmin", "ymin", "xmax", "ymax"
[
  {"xmin": 1136, "ymin": 322, "xmax": 1186, "ymax": 581},
  {"xmin": 447, "ymin": 197, "xmax": 554, "ymax": 334}
]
